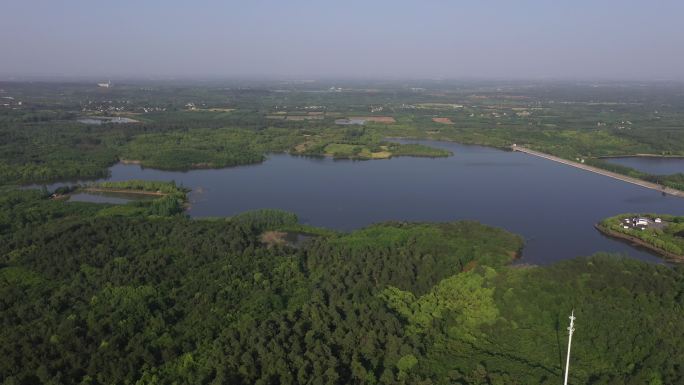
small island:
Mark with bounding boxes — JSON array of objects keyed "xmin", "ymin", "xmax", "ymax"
[{"xmin": 596, "ymin": 214, "xmax": 684, "ymax": 260}]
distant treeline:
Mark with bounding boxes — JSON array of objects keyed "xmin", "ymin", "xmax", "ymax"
[{"xmin": 4, "ymin": 82, "xmax": 684, "ymax": 188}]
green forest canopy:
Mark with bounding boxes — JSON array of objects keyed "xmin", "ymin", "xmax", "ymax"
[
  {"xmin": 3, "ymin": 83, "xmax": 684, "ymax": 384},
  {"xmin": 1, "ymin": 189, "xmax": 683, "ymax": 384}
]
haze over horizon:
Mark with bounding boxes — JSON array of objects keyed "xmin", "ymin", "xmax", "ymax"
[{"xmin": 3, "ymin": 0, "xmax": 684, "ymax": 81}]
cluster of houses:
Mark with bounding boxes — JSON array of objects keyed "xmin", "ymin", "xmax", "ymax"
[
  {"xmin": 622, "ymin": 216, "xmax": 663, "ymax": 230},
  {"xmin": 1, "ymin": 95, "xmax": 22, "ymax": 108}
]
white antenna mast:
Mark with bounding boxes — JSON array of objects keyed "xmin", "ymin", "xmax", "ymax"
[{"xmin": 563, "ymin": 310, "xmax": 576, "ymax": 385}]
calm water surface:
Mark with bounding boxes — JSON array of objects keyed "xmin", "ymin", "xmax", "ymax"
[
  {"xmin": 43, "ymin": 140, "xmax": 684, "ymax": 265},
  {"xmin": 605, "ymin": 157, "xmax": 684, "ymax": 175}
]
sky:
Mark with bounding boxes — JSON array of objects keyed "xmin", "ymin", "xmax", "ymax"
[{"xmin": 2, "ymin": 0, "xmax": 684, "ymax": 80}]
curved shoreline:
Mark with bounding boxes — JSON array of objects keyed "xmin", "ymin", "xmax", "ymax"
[{"xmin": 594, "ymin": 224, "xmax": 683, "ymax": 261}]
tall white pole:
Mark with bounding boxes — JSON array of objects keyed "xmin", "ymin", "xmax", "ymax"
[{"xmin": 563, "ymin": 310, "xmax": 576, "ymax": 385}]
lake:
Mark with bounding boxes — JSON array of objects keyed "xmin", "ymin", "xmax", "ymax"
[
  {"xmin": 41, "ymin": 140, "xmax": 684, "ymax": 265},
  {"xmin": 604, "ymin": 157, "xmax": 684, "ymax": 175}
]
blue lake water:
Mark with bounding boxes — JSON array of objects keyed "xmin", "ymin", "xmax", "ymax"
[
  {"xmin": 604, "ymin": 157, "xmax": 684, "ymax": 175},
  {"xmin": 39, "ymin": 140, "xmax": 684, "ymax": 265}
]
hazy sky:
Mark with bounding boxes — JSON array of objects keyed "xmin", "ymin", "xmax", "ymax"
[{"xmin": 3, "ymin": 0, "xmax": 684, "ymax": 80}]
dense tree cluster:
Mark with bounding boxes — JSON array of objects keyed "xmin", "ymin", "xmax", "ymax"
[
  {"xmin": 230, "ymin": 209, "xmax": 299, "ymax": 231},
  {"xmin": 2, "ymin": 192, "xmax": 684, "ymax": 384},
  {"xmin": 0, "ymin": 116, "xmax": 450, "ymax": 185},
  {"xmin": 91, "ymin": 180, "xmax": 187, "ymax": 195}
]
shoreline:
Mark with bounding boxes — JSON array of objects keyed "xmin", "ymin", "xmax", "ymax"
[
  {"xmin": 119, "ymin": 159, "xmax": 142, "ymax": 165},
  {"xmin": 81, "ymin": 187, "xmax": 166, "ymax": 196},
  {"xmin": 512, "ymin": 146, "xmax": 684, "ymax": 198},
  {"xmin": 594, "ymin": 224, "xmax": 683, "ymax": 261}
]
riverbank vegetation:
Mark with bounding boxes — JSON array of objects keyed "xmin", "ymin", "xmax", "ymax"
[
  {"xmin": 89, "ymin": 180, "xmax": 187, "ymax": 195},
  {"xmin": 0, "ymin": 119, "xmax": 449, "ymax": 184},
  {"xmin": 3, "ymin": 81, "xmax": 684, "ymax": 191},
  {"xmin": 583, "ymin": 158, "xmax": 684, "ymax": 192},
  {"xmin": 86, "ymin": 180, "xmax": 189, "ymax": 217},
  {"xmin": 120, "ymin": 127, "xmax": 301, "ymax": 170},
  {"xmin": 43, "ymin": 180, "xmax": 188, "ymax": 218},
  {"xmin": 378, "ymin": 121, "xmax": 684, "ymax": 191},
  {"xmin": 2, "ymin": 190, "xmax": 684, "ymax": 384},
  {"xmin": 597, "ymin": 213, "xmax": 684, "ymax": 258}
]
